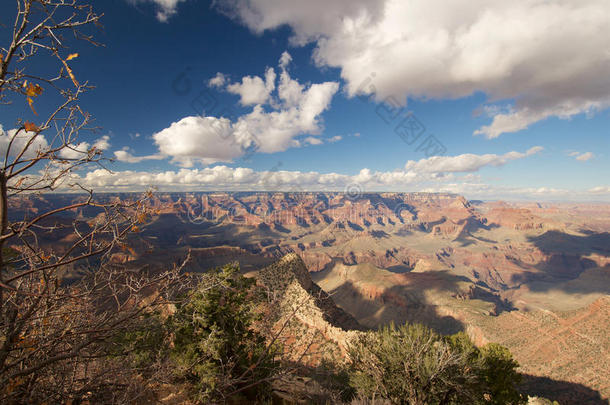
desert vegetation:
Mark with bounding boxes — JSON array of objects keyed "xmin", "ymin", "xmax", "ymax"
[
  {"xmin": 168, "ymin": 265, "xmax": 278, "ymax": 402},
  {"xmin": 0, "ymin": 1, "xmax": 189, "ymax": 402},
  {"xmin": 347, "ymin": 323, "xmax": 524, "ymax": 405},
  {"xmin": 104, "ymin": 261, "xmax": 526, "ymax": 404}
]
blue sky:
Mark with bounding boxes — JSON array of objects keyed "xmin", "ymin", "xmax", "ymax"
[{"xmin": 1, "ymin": 0, "xmax": 608, "ymax": 200}]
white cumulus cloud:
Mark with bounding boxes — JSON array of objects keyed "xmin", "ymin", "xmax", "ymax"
[
  {"xmin": 153, "ymin": 53, "xmax": 339, "ymax": 166},
  {"xmin": 128, "ymin": 0, "xmax": 185, "ymax": 22},
  {"xmin": 279, "ymin": 51, "xmax": 292, "ymax": 69},
  {"xmin": 0, "ymin": 125, "xmax": 49, "ymax": 162},
  {"xmin": 67, "ymin": 147, "xmax": 550, "ymax": 196},
  {"xmin": 219, "ymin": 0, "xmax": 610, "ymax": 138},
  {"xmin": 93, "ymin": 135, "xmax": 111, "ymax": 151},
  {"xmin": 208, "ymin": 73, "xmax": 227, "ymax": 88},
  {"xmin": 226, "ymin": 67, "xmax": 276, "ymax": 105},
  {"xmin": 153, "ymin": 116, "xmax": 241, "ymax": 166},
  {"xmin": 304, "ymin": 137, "xmax": 323, "ymax": 145},
  {"xmin": 114, "ymin": 148, "xmax": 165, "ymax": 163},
  {"xmin": 69, "ymin": 162, "xmax": 609, "ymax": 202},
  {"xmin": 404, "ymin": 146, "xmax": 542, "ymax": 173},
  {"xmin": 59, "ymin": 135, "xmax": 111, "ymax": 160},
  {"xmin": 588, "ymin": 186, "xmax": 610, "ymax": 194},
  {"xmin": 0, "ymin": 126, "xmax": 111, "ymax": 162},
  {"xmin": 568, "ymin": 151, "xmax": 594, "ymax": 162}
]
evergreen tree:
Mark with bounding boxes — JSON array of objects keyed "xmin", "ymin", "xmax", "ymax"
[{"xmin": 170, "ymin": 264, "xmax": 278, "ymax": 403}]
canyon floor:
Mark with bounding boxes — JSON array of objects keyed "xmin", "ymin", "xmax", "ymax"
[{"xmin": 13, "ymin": 192, "xmax": 610, "ymax": 404}]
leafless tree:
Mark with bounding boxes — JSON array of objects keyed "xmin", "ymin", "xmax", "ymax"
[{"xmin": 0, "ymin": 2, "xmax": 189, "ymax": 402}]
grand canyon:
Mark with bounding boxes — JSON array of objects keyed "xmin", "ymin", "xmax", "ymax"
[
  {"xmin": 2, "ymin": 1, "xmax": 610, "ymax": 403},
  {"xmin": 12, "ymin": 192, "xmax": 610, "ymax": 403}
]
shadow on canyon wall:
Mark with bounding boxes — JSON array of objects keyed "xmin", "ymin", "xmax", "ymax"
[
  {"xmin": 521, "ymin": 374, "xmax": 608, "ymax": 405},
  {"xmin": 509, "ymin": 230, "xmax": 610, "ymax": 294},
  {"xmin": 322, "ymin": 272, "xmax": 474, "ymax": 335}
]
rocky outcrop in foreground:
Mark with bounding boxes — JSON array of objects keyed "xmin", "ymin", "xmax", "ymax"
[{"xmin": 257, "ymin": 254, "xmax": 364, "ymax": 365}]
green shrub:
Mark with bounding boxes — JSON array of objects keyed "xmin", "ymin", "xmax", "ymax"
[
  {"xmin": 347, "ymin": 322, "xmax": 525, "ymax": 405},
  {"xmin": 478, "ymin": 343, "xmax": 524, "ymax": 405},
  {"xmin": 111, "ymin": 312, "xmax": 167, "ymax": 372},
  {"xmin": 169, "ymin": 264, "xmax": 279, "ymax": 403}
]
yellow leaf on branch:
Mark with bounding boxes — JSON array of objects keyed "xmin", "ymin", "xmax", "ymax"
[
  {"xmin": 27, "ymin": 97, "xmax": 37, "ymax": 115},
  {"xmin": 24, "ymin": 82, "xmax": 43, "ymax": 115},
  {"xmin": 24, "ymin": 121, "xmax": 40, "ymax": 132},
  {"xmin": 66, "ymin": 53, "xmax": 79, "ymax": 61},
  {"xmin": 60, "ymin": 58, "xmax": 79, "ymax": 87},
  {"xmin": 26, "ymin": 82, "xmax": 43, "ymax": 97},
  {"xmin": 66, "ymin": 64, "xmax": 79, "ymax": 87}
]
